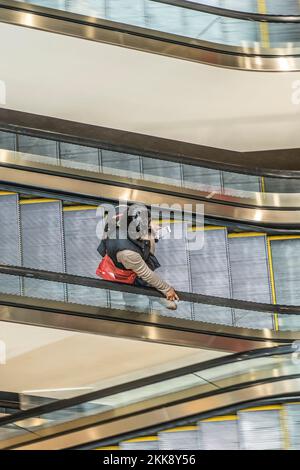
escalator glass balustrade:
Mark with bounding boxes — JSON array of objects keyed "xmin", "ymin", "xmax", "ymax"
[
  {"xmin": 14, "ymin": 0, "xmax": 300, "ymax": 53},
  {"xmin": 0, "ymin": 130, "xmax": 300, "ymax": 200},
  {"xmin": 0, "ymin": 346, "xmax": 300, "ymax": 449}
]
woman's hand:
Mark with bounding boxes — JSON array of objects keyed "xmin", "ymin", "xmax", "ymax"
[{"xmin": 166, "ymin": 287, "xmax": 179, "ymax": 302}]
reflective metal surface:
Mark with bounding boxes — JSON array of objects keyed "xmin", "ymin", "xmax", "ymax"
[
  {"xmin": 1, "ymin": 1, "xmax": 300, "ymax": 70},
  {"xmin": 0, "ymin": 291, "xmax": 292, "ymax": 352},
  {"xmin": 8, "ymin": 377, "xmax": 300, "ymax": 450},
  {"xmin": 1, "ymin": 149, "xmax": 300, "ymax": 209},
  {"xmin": 1, "ymin": 157, "xmax": 300, "ymax": 226}
]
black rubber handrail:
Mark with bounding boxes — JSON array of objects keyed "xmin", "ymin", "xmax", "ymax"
[
  {"xmin": 0, "ymin": 345, "xmax": 293, "ymax": 428},
  {"xmin": 1, "ymin": 264, "xmax": 300, "ymax": 315},
  {"xmin": 153, "ymin": 0, "xmax": 300, "ymax": 23}
]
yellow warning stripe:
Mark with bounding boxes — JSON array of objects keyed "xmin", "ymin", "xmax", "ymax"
[
  {"xmin": 161, "ymin": 426, "xmax": 197, "ymax": 433},
  {"xmin": 95, "ymin": 446, "xmax": 120, "ymax": 450},
  {"xmin": 122, "ymin": 436, "xmax": 158, "ymax": 443},
  {"xmin": 201, "ymin": 415, "xmax": 238, "ymax": 423},
  {"xmin": 240, "ymin": 404, "xmax": 282, "ymax": 412},
  {"xmin": 228, "ymin": 232, "xmax": 266, "ymax": 238},
  {"xmin": 261, "ymin": 176, "xmax": 266, "ymax": 193},
  {"xmin": 280, "ymin": 406, "xmax": 290, "ymax": 450},
  {"xmin": 266, "ymin": 237, "xmax": 278, "ymax": 331},
  {"xmin": 19, "ymin": 198, "xmax": 58, "ymax": 205},
  {"xmin": 188, "ymin": 226, "xmax": 225, "ymax": 232},
  {"xmin": 63, "ymin": 205, "xmax": 97, "ymax": 212},
  {"xmin": 269, "ymin": 235, "xmax": 300, "ymax": 241},
  {"xmin": 257, "ymin": 0, "xmax": 270, "ymax": 48},
  {"xmin": 0, "ymin": 191, "xmax": 16, "ymax": 196}
]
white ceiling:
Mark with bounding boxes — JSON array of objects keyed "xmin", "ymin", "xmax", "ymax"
[
  {"xmin": 0, "ymin": 322, "xmax": 225, "ymax": 395},
  {"xmin": 0, "ymin": 22, "xmax": 300, "ymax": 151}
]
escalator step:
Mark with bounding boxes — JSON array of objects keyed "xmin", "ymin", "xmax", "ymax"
[{"xmin": 158, "ymin": 426, "xmax": 198, "ymax": 450}]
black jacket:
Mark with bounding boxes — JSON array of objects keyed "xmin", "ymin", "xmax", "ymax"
[{"xmin": 97, "ymin": 229, "xmax": 160, "ymax": 271}]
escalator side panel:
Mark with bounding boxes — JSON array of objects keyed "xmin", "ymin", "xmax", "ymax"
[
  {"xmin": 153, "ymin": 222, "xmax": 192, "ymax": 320},
  {"xmin": 238, "ymin": 408, "xmax": 284, "ymax": 450},
  {"xmin": 271, "ymin": 237, "xmax": 300, "ymax": 330},
  {"xmin": 285, "ymin": 403, "xmax": 300, "ymax": 450},
  {"xmin": 20, "ymin": 200, "xmax": 65, "ymax": 301},
  {"xmin": 0, "ymin": 194, "xmax": 21, "ymax": 295},
  {"xmin": 189, "ymin": 228, "xmax": 233, "ymax": 325},
  {"xmin": 158, "ymin": 428, "xmax": 199, "ymax": 450},
  {"xmin": 63, "ymin": 207, "xmax": 108, "ymax": 307},
  {"xmin": 199, "ymin": 418, "xmax": 239, "ymax": 450},
  {"xmin": 228, "ymin": 235, "xmax": 273, "ymax": 329}
]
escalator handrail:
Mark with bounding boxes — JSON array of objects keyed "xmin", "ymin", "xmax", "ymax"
[
  {"xmin": 0, "ymin": 344, "xmax": 293, "ymax": 428},
  {"xmin": 1, "ymin": 263, "xmax": 300, "ymax": 315},
  {"xmin": 152, "ymin": 0, "xmax": 300, "ymax": 23}
]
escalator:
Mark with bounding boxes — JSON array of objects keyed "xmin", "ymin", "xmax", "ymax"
[
  {"xmin": 1, "ymin": 117, "xmax": 300, "ymax": 345},
  {"xmin": 3, "ymin": 0, "xmax": 300, "ymax": 70},
  {"xmin": 0, "ymin": 345, "xmax": 300, "ymax": 449}
]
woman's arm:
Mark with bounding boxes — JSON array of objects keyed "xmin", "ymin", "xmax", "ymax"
[{"xmin": 117, "ymin": 250, "xmax": 171, "ymax": 295}]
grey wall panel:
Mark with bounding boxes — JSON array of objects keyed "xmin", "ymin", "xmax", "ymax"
[
  {"xmin": 0, "ymin": 194, "xmax": 21, "ymax": 294},
  {"xmin": 199, "ymin": 419, "xmax": 239, "ymax": 450},
  {"xmin": 238, "ymin": 409, "xmax": 283, "ymax": 450},
  {"xmin": 0, "ymin": 130, "xmax": 16, "ymax": 151},
  {"xmin": 20, "ymin": 201, "xmax": 65, "ymax": 301},
  {"xmin": 60, "ymin": 142, "xmax": 100, "ymax": 172},
  {"xmin": 63, "ymin": 208, "xmax": 108, "ymax": 306},
  {"xmin": 228, "ymin": 235, "xmax": 272, "ymax": 328}
]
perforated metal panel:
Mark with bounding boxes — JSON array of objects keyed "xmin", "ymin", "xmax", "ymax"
[
  {"xmin": 0, "ymin": 194, "xmax": 21, "ymax": 295},
  {"xmin": 228, "ymin": 235, "xmax": 273, "ymax": 329},
  {"xmin": 158, "ymin": 428, "xmax": 198, "ymax": 450},
  {"xmin": 101, "ymin": 150, "xmax": 141, "ymax": 179},
  {"xmin": 142, "ymin": 157, "xmax": 182, "ymax": 186},
  {"xmin": 271, "ymin": 238, "xmax": 300, "ymax": 330},
  {"xmin": 199, "ymin": 419, "xmax": 239, "ymax": 450},
  {"xmin": 153, "ymin": 222, "xmax": 192, "ymax": 320},
  {"xmin": 20, "ymin": 201, "xmax": 65, "ymax": 301},
  {"xmin": 60, "ymin": 142, "xmax": 100, "ymax": 172},
  {"xmin": 238, "ymin": 408, "xmax": 283, "ymax": 450},
  {"xmin": 189, "ymin": 228, "xmax": 233, "ymax": 325},
  {"xmin": 63, "ymin": 208, "xmax": 108, "ymax": 307},
  {"xmin": 0, "ymin": 130, "xmax": 16, "ymax": 150},
  {"xmin": 284, "ymin": 404, "xmax": 300, "ymax": 450},
  {"xmin": 120, "ymin": 439, "xmax": 159, "ymax": 450}
]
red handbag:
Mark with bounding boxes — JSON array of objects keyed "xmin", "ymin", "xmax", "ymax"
[{"xmin": 96, "ymin": 255, "xmax": 137, "ymax": 285}]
